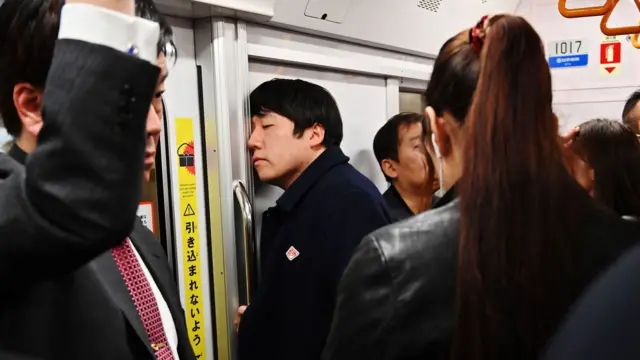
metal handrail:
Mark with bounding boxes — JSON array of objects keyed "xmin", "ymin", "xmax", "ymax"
[{"xmin": 233, "ymin": 180, "xmax": 255, "ymax": 303}]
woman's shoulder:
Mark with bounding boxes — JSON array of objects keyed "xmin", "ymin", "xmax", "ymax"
[{"xmin": 363, "ymin": 198, "xmax": 461, "ymax": 266}]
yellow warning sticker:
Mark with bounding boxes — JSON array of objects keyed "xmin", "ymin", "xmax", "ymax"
[{"xmin": 175, "ymin": 117, "xmax": 206, "ymax": 359}]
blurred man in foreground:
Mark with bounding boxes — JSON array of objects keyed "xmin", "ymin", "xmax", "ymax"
[{"xmin": 0, "ymin": 0, "xmax": 195, "ymax": 358}]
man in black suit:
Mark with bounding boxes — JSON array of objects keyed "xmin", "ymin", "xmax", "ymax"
[
  {"xmin": 0, "ymin": 0, "xmax": 156, "ymax": 291},
  {"xmin": 0, "ymin": 0, "xmax": 196, "ymax": 359}
]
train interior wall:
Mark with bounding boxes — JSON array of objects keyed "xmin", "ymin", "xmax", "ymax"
[{"xmin": 518, "ymin": 0, "xmax": 640, "ymax": 130}]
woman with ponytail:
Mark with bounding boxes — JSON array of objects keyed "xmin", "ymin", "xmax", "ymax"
[
  {"xmin": 322, "ymin": 16, "xmax": 484, "ymax": 360},
  {"xmin": 454, "ymin": 15, "xmax": 638, "ymax": 360},
  {"xmin": 322, "ymin": 14, "xmax": 638, "ymax": 360}
]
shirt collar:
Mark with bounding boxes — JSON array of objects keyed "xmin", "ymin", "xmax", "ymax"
[
  {"xmin": 8, "ymin": 143, "xmax": 27, "ymax": 165},
  {"xmin": 388, "ymin": 184, "xmax": 414, "ymax": 214}
]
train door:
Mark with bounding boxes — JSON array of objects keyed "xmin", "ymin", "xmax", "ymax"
[
  {"xmin": 191, "ymin": 18, "xmax": 255, "ymax": 360},
  {"xmin": 142, "ymin": 16, "xmax": 218, "ymax": 360},
  {"xmin": 155, "ymin": 5, "xmax": 433, "ymax": 358}
]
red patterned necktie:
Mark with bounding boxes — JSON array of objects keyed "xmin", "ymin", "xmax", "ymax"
[{"xmin": 112, "ymin": 238, "xmax": 175, "ymax": 360}]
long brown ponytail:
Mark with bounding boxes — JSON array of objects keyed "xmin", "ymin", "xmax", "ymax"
[{"xmin": 454, "ymin": 15, "xmax": 584, "ymax": 360}]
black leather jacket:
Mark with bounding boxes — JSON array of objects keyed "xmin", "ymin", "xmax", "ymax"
[{"xmin": 322, "ymin": 190, "xmax": 639, "ymax": 360}]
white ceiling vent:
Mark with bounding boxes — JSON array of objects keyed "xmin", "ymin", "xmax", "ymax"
[{"xmin": 417, "ymin": 0, "xmax": 443, "ymax": 13}]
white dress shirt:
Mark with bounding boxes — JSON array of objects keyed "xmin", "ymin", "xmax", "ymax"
[
  {"xmin": 58, "ymin": 3, "xmax": 160, "ymax": 64},
  {"xmin": 57, "ymin": 5, "xmax": 180, "ymax": 359}
]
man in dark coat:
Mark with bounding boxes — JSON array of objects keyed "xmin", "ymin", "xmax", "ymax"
[{"xmin": 236, "ymin": 78, "xmax": 391, "ymax": 360}]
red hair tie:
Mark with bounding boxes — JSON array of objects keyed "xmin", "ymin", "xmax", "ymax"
[{"xmin": 469, "ymin": 15, "xmax": 489, "ymax": 52}]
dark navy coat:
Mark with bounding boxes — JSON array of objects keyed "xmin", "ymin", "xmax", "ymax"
[{"xmin": 238, "ymin": 146, "xmax": 392, "ymax": 360}]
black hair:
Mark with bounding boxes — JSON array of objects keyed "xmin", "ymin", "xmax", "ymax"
[
  {"xmin": 573, "ymin": 118, "xmax": 640, "ymax": 217},
  {"xmin": 249, "ymin": 78, "xmax": 343, "ymax": 147},
  {"xmin": 373, "ymin": 112, "xmax": 427, "ymax": 182},
  {"xmin": 135, "ymin": 0, "xmax": 176, "ymax": 57},
  {"xmin": 0, "ymin": 0, "xmax": 174, "ymax": 137},
  {"xmin": 622, "ymin": 90, "xmax": 640, "ymax": 133},
  {"xmin": 425, "ymin": 30, "xmax": 481, "ymax": 124},
  {"xmin": 0, "ymin": 0, "xmax": 62, "ymax": 137}
]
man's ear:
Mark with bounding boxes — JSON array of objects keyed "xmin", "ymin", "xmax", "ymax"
[
  {"xmin": 426, "ymin": 106, "xmax": 451, "ymax": 158},
  {"xmin": 308, "ymin": 123, "xmax": 326, "ymax": 147},
  {"xmin": 13, "ymin": 83, "xmax": 43, "ymax": 137},
  {"xmin": 381, "ymin": 159, "xmax": 397, "ymax": 180}
]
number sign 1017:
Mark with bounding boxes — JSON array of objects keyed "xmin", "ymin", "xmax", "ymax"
[{"xmin": 548, "ymin": 40, "xmax": 586, "ymax": 57}]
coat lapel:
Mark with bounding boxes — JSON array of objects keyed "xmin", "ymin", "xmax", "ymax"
[
  {"xmin": 91, "ymin": 250, "xmax": 156, "ymax": 357},
  {"xmin": 129, "ymin": 221, "xmax": 194, "ymax": 359}
]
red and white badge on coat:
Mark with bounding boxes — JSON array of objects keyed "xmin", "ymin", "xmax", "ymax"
[{"xmin": 286, "ymin": 246, "xmax": 300, "ymax": 261}]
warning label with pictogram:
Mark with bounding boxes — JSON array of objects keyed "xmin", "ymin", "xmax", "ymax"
[
  {"xmin": 175, "ymin": 117, "xmax": 206, "ymax": 358},
  {"xmin": 600, "ymin": 36, "xmax": 621, "ymax": 76},
  {"xmin": 177, "ymin": 141, "xmax": 196, "ymax": 175},
  {"xmin": 184, "ymin": 204, "xmax": 195, "ymax": 217}
]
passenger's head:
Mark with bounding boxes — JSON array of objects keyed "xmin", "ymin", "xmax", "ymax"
[
  {"xmin": 0, "ymin": 0, "xmax": 173, "ymax": 182},
  {"xmin": 248, "ymin": 78, "xmax": 343, "ymax": 189},
  {"xmin": 569, "ymin": 119, "xmax": 640, "ymax": 216},
  {"xmin": 455, "ymin": 15, "xmax": 584, "ymax": 360},
  {"xmin": 622, "ymin": 90, "xmax": 640, "ymax": 135},
  {"xmin": 373, "ymin": 112, "xmax": 433, "ymax": 192},
  {"xmin": 423, "ymin": 20, "xmax": 481, "ymax": 191}
]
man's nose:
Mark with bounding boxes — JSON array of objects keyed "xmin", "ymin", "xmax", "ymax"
[
  {"xmin": 247, "ymin": 129, "xmax": 260, "ymax": 151},
  {"xmin": 146, "ymin": 106, "xmax": 162, "ymax": 136}
]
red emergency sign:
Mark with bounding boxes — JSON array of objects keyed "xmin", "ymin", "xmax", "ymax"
[{"xmin": 600, "ymin": 41, "xmax": 621, "ymax": 74}]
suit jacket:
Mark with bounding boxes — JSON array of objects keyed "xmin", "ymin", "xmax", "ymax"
[
  {"xmin": 0, "ymin": 38, "xmax": 194, "ymax": 358},
  {"xmin": 0, "ymin": 39, "xmax": 159, "ymax": 292},
  {"xmin": 0, "ymin": 219, "xmax": 196, "ymax": 360}
]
